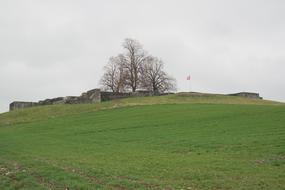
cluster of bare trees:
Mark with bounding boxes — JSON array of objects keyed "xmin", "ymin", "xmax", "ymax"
[{"xmin": 100, "ymin": 39, "xmax": 176, "ymax": 94}]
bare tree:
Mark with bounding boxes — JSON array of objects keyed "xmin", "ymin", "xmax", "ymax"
[
  {"xmin": 141, "ymin": 56, "xmax": 176, "ymax": 94},
  {"xmin": 100, "ymin": 56, "xmax": 126, "ymax": 92},
  {"xmin": 100, "ymin": 38, "xmax": 176, "ymax": 94},
  {"xmin": 121, "ymin": 38, "xmax": 146, "ymax": 92}
]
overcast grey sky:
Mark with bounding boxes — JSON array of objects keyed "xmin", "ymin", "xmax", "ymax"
[{"xmin": 1, "ymin": 0, "xmax": 285, "ymax": 113}]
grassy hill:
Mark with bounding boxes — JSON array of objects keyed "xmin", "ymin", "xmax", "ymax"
[{"xmin": 0, "ymin": 93, "xmax": 284, "ymax": 189}]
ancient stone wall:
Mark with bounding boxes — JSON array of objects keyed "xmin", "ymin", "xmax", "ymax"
[
  {"xmin": 131, "ymin": 90, "xmax": 154, "ymax": 97},
  {"xmin": 229, "ymin": 92, "xmax": 262, "ymax": 99},
  {"xmin": 9, "ymin": 101, "xmax": 38, "ymax": 111},
  {"xmin": 9, "ymin": 89, "xmax": 154, "ymax": 111},
  {"xmin": 80, "ymin": 89, "xmax": 101, "ymax": 103},
  {"xmin": 100, "ymin": 92, "xmax": 131, "ymax": 101},
  {"xmin": 9, "ymin": 90, "xmax": 262, "ymax": 112},
  {"xmin": 100, "ymin": 90, "xmax": 154, "ymax": 101},
  {"xmin": 9, "ymin": 89, "xmax": 102, "ymax": 111}
]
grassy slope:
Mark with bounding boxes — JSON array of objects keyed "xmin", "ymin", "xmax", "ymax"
[
  {"xmin": 0, "ymin": 94, "xmax": 284, "ymax": 190},
  {"xmin": 0, "ymin": 93, "xmax": 282, "ymax": 127}
]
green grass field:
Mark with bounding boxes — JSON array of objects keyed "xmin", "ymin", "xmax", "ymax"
[{"xmin": 0, "ymin": 93, "xmax": 284, "ymax": 190}]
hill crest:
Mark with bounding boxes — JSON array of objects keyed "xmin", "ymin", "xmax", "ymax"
[{"xmin": 9, "ymin": 88, "xmax": 263, "ymax": 112}]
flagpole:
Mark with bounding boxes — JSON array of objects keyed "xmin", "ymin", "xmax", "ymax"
[
  {"xmin": 189, "ymin": 78, "xmax": 191, "ymax": 92},
  {"xmin": 187, "ymin": 75, "xmax": 191, "ymax": 92}
]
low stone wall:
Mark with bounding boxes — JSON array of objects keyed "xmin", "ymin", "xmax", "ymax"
[
  {"xmin": 9, "ymin": 89, "xmax": 102, "ymax": 111},
  {"xmin": 100, "ymin": 90, "xmax": 154, "ymax": 101},
  {"xmin": 81, "ymin": 89, "xmax": 101, "ymax": 103},
  {"xmin": 132, "ymin": 90, "xmax": 154, "ymax": 97},
  {"xmin": 9, "ymin": 90, "xmax": 262, "ymax": 112},
  {"xmin": 9, "ymin": 89, "xmax": 152, "ymax": 111},
  {"xmin": 9, "ymin": 101, "xmax": 38, "ymax": 111},
  {"xmin": 100, "ymin": 92, "xmax": 131, "ymax": 101},
  {"xmin": 228, "ymin": 92, "xmax": 262, "ymax": 99}
]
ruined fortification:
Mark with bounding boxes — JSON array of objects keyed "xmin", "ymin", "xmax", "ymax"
[
  {"xmin": 228, "ymin": 92, "xmax": 262, "ymax": 99},
  {"xmin": 9, "ymin": 89, "xmax": 154, "ymax": 111},
  {"xmin": 9, "ymin": 90, "xmax": 262, "ymax": 112}
]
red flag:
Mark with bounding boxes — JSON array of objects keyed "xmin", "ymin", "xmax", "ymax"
[{"xmin": 187, "ymin": 75, "xmax": 191, "ymax": 80}]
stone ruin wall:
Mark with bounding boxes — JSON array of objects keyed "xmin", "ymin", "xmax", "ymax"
[
  {"xmin": 9, "ymin": 89, "xmax": 155, "ymax": 111},
  {"xmin": 228, "ymin": 92, "xmax": 262, "ymax": 99},
  {"xmin": 100, "ymin": 90, "xmax": 154, "ymax": 101},
  {"xmin": 9, "ymin": 102, "xmax": 38, "ymax": 112},
  {"xmin": 9, "ymin": 90, "xmax": 262, "ymax": 112},
  {"xmin": 10, "ymin": 89, "xmax": 101, "ymax": 111}
]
